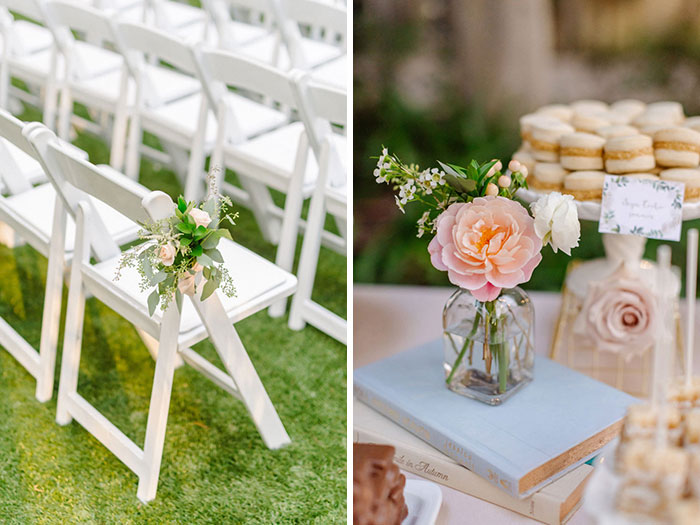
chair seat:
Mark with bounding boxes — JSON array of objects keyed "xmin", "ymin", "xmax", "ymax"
[
  {"xmin": 311, "ymin": 55, "xmax": 347, "ymax": 90},
  {"xmin": 144, "ymin": 65, "xmax": 202, "ymax": 107},
  {"xmin": 8, "ymin": 48, "xmax": 55, "ymax": 81},
  {"xmin": 224, "ymin": 20, "xmax": 269, "ymax": 47},
  {"xmin": 90, "ymin": 237, "xmax": 297, "ymax": 336},
  {"xmin": 143, "ymin": 93, "xmax": 218, "ymax": 146},
  {"xmin": 227, "ymin": 124, "xmax": 346, "ymax": 192},
  {"xmin": 222, "ymin": 91, "xmax": 288, "ymax": 140},
  {"xmin": 0, "ymin": 142, "xmax": 46, "ymax": 195},
  {"xmin": 156, "ymin": 0, "xmax": 208, "ymax": 30},
  {"xmin": 72, "ymin": 42, "xmax": 124, "ymax": 81},
  {"xmin": 239, "ymin": 33, "xmax": 341, "ymax": 70},
  {"xmin": 10, "ymin": 21, "xmax": 54, "ymax": 56},
  {"xmin": 3, "ymin": 183, "xmax": 138, "ymax": 255}
]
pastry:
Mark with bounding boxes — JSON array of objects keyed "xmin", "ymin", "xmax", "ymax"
[
  {"xmin": 684, "ymin": 116, "xmax": 700, "ymax": 133},
  {"xmin": 563, "ymin": 171, "xmax": 606, "ymax": 200},
  {"xmin": 660, "ymin": 168, "xmax": 700, "ymax": 200},
  {"xmin": 604, "ymin": 135, "xmax": 655, "ymax": 174},
  {"xmin": 654, "ymin": 127, "xmax": 700, "ymax": 168},
  {"xmin": 571, "ymin": 111, "xmax": 610, "ymax": 134},
  {"xmin": 633, "ymin": 101, "xmax": 685, "ymax": 128},
  {"xmin": 536, "ymin": 104, "xmax": 573, "ymax": 122},
  {"xmin": 622, "ymin": 172, "xmax": 660, "ymax": 181},
  {"xmin": 610, "ymin": 99, "xmax": 646, "ymax": 122},
  {"xmin": 353, "ymin": 443, "xmax": 408, "ymax": 525},
  {"xmin": 560, "ymin": 132, "xmax": 605, "ymax": 170},
  {"xmin": 531, "ymin": 162, "xmax": 569, "ymax": 190},
  {"xmin": 571, "ymin": 99, "xmax": 608, "ymax": 114},
  {"xmin": 530, "ymin": 120, "xmax": 575, "ymax": 161},
  {"xmin": 596, "ymin": 125, "xmax": 639, "ymax": 140},
  {"xmin": 621, "ymin": 404, "xmax": 683, "ymax": 445},
  {"xmin": 519, "ymin": 114, "xmax": 560, "ymax": 150}
]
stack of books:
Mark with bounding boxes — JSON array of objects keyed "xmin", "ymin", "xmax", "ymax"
[{"xmin": 353, "ymin": 339, "xmax": 638, "ymax": 524}]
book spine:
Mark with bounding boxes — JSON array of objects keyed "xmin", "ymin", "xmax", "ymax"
[
  {"xmin": 353, "ymin": 426, "xmax": 562, "ymax": 525},
  {"xmin": 354, "ymin": 383, "xmax": 520, "ymax": 498}
]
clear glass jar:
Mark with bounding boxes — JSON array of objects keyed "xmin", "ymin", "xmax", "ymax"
[{"xmin": 442, "ymin": 287, "xmax": 535, "ymax": 405}]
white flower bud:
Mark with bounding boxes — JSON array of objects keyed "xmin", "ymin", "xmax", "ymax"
[
  {"xmin": 485, "ymin": 183, "xmax": 499, "ymax": 196},
  {"xmin": 497, "ymin": 175, "xmax": 511, "ymax": 188},
  {"xmin": 508, "ymin": 160, "xmax": 521, "ymax": 173}
]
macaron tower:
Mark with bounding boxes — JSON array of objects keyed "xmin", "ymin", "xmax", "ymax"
[{"xmin": 513, "ymin": 99, "xmax": 700, "ymax": 201}]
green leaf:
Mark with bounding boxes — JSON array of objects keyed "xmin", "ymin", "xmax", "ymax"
[
  {"xmin": 201, "ymin": 278, "xmax": 218, "ymax": 301},
  {"xmin": 201, "ymin": 232, "xmax": 221, "ymax": 249},
  {"xmin": 177, "ymin": 196, "xmax": 187, "ymax": 213},
  {"xmin": 437, "ymin": 161, "xmax": 463, "ymax": 179},
  {"xmin": 143, "ymin": 257, "xmax": 154, "ymax": 280},
  {"xmin": 197, "ymin": 253, "xmax": 213, "ymax": 267},
  {"xmin": 193, "ymin": 225, "xmax": 208, "ymax": 239},
  {"xmin": 191, "ymin": 244, "xmax": 203, "ymax": 257},
  {"xmin": 180, "ymin": 236, "xmax": 192, "ymax": 246},
  {"xmin": 206, "ymin": 248, "xmax": 223, "ymax": 263},
  {"xmin": 444, "ymin": 175, "xmax": 477, "ymax": 194},
  {"xmin": 202, "ymin": 198, "xmax": 216, "ymax": 217},
  {"xmin": 218, "ymin": 228, "xmax": 232, "ymax": 240},
  {"xmin": 202, "ymin": 266, "xmax": 211, "ymax": 279},
  {"xmin": 176, "ymin": 222, "xmax": 193, "ymax": 234},
  {"xmin": 147, "ymin": 289, "xmax": 160, "ymax": 317},
  {"xmin": 153, "ymin": 271, "xmax": 167, "ymax": 284}
]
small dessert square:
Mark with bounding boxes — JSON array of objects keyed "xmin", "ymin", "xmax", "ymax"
[
  {"xmin": 529, "ymin": 120, "xmax": 575, "ymax": 162},
  {"xmin": 560, "ymin": 132, "xmax": 605, "ymax": 170},
  {"xmin": 654, "ymin": 127, "xmax": 700, "ymax": 168},
  {"xmin": 531, "ymin": 162, "xmax": 569, "ymax": 191},
  {"xmin": 563, "ymin": 170, "xmax": 606, "ymax": 200},
  {"xmin": 604, "ymin": 134, "xmax": 655, "ymax": 174},
  {"xmin": 660, "ymin": 168, "xmax": 700, "ymax": 201}
]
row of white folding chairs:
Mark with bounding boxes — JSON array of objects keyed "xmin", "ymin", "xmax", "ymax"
[
  {"xmin": 0, "ymin": 109, "xmax": 296, "ymax": 502},
  {"xmin": 0, "ymin": 1, "xmax": 347, "ymax": 342},
  {"xmin": 0, "ymin": 0, "xmax": 346, "ymax": 120}
]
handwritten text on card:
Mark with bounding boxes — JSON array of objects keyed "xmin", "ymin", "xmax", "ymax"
[{"xmin": 599, "ymin": 176, "xmax": 684, "ymax": 241}]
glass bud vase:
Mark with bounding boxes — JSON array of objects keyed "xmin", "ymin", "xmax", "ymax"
[{"xmin": 442, "ymin": 287, "xmax": 535, "ymax": 405}]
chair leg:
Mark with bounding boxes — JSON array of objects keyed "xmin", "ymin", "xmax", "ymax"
[
  {"xmin": 35, "ymin": 204, "xmax": 67, "ymax": 402},
  {"xmin": 125, "ymin": 111, "xmax": 142, "ymax": 180},
  {"xmin": 110, "ymin": 107, "xmax": 129, "ymax": 171},
  {"xmin": 57, "ymin": 87, "xmax": 73, "ymax": 141},
  {"xmin": 289, "ymin": 189, "xmax": 326, "ymax": 332},
  {"xmin": 55, "ymin": 260, "xmax": 87, "ymax": 426},
  {"xmin": 268, "ymin": 188, "xmax": 304, "ymax": 318},
  {"xmin": 136, "ymin": 305, "xmax": 181, "ymax": 503},
  {"xmin": 239, "ymin": 177, "xmax": 280, "ymax": 244}
]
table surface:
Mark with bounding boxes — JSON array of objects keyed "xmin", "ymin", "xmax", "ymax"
[{"xmin": 353, "ymin": 284, "xmax": 700, "ymax": 525}]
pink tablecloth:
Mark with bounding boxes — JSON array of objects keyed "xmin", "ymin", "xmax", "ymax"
[{"xmin": 353, "ymin": 284, "xmax": 700, "ymax": 525}]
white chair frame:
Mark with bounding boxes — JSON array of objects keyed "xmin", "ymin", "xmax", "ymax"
[
  {"xmin": 286, "ymin": 73, "xmax": 346, "ymax": 342},
  {"xmin": 26, "ymin": 123, "xmax": 294, "ymax": 502}
]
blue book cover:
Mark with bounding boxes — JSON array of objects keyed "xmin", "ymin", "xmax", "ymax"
[{"xmin": 354, "ymin": 339, "xmax": 637, "ymax": 499}]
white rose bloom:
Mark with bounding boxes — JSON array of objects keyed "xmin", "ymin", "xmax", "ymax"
[{"xmin": 530, "ymin": 192, "xmax": 580, "ymax": 255}]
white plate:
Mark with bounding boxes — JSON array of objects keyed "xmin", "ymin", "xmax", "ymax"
[{"xmin": 403, "ymin": 479, "xmax": 442, "ymax": 525}]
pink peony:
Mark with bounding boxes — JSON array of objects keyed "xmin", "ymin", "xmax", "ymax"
[{"xmin": 428, "ymin": 196, "xmax": 543, "ymax": 302}]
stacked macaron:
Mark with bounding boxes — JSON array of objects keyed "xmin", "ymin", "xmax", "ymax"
[{"xmin": 513, "ymin": 99, "xmax": 700, "ymax": 201}]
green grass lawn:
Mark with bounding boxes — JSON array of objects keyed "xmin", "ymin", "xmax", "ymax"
[{"xmin": 0, "ymin": 105, "xmax": 347, "ymax": 523}]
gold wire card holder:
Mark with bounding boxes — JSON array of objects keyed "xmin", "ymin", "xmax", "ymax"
[{"xmin": 550, "ymin": 261, "xmax": 684, "ymax": 398}]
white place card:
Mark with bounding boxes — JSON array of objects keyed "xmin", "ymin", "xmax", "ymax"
[{"xmin": 599, "ymin": 175, "xmax": 684, "ymax": 241}]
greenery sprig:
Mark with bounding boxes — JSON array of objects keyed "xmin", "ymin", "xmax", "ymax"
[{"xmin": 374, "ymin": 147, "xmax": 529, "ymax": 237}]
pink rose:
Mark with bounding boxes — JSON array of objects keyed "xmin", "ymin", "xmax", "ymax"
[
  {"xmin": 189, "ymin": 208, "xmax": 211, "ymax": 228},
  {"xmin": 574, "ymin": 264, "xmax": 656, "ymax": 357},
  {"xmin": 178, "ymin": 272, "xmax": 196, "ymax": 296},
  {"xmin": 159, "ymin": 243, "xmax": 176, "ymax": 266},
  {"xmin": 428, "ymin": 196, "xmax": 543, "ymax": 302}
]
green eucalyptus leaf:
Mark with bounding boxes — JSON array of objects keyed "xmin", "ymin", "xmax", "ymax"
[
  {"xmin": 201, "ymin": 278, "xmax": 218, "ymax": 301},
  {"xmin": 147, "ymin": 289, "xmax": 160, "ymax": 317},
  {"xmin": 153, "ymin": 271, "xmax": 167, "ymax": 284},
  {"xmin": 176, "ymin": 222, "xmax": 193, "ymax": 234},
  {"xmin": 202, "ymin": 198, "xmax": 216, "ymax": 217},
  {"xmin": 201, "ymin": 232, "xmax": 221, "ymax": 249},
  {"xmin": 444, "ymin": 174, "xmax": 477, "ymax": 194},
  {"xmin": 206, "ymin": 248, "xmax": 223, "ymax": 263},
  {"xmin": 218, "ymin": 228, "xmax": 232, "ymax": 240},
  {"xmin": 437, "ymin": 161, "xmax": 463, "ymax": 179},
  {"xmin": 143, "ymin": 257, "xmax": 154, "ymax": 280},
  {"xmin": 191, "ymin": 244, "xmax": 203, "ymax": 257},
  {"xmin": 197, "ymin": 253, "xmax": 213, "ymax": 267}
]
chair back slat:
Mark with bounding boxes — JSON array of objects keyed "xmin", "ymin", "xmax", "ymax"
[
  {"xmin": 281, "ymin": 0, "xmax": 346, "ymax": 37},
  {"xmin": 0, "ymin": 109, "xmax": 38, "ymax": 159},
  {"xmin": 45, "ymin": 1, "xmax": 119, "ymax": 45},
  {"xmin": 197, "ymin": 48, "xmax": 297, "ymax": 108},
  {"xmin": 0, "ymin": 0, "xmax": 45, "ymax": 21},
  {"xmin": 0, "ymin": 110, "xmax": 38, "ymax": 195},
  {"xmin": 304, "ymin": 80, "xmax": 346, "ymax": 127},
  {"xmin": 117, "ymin": 21, "xmax": 199, "ymax": 76}
]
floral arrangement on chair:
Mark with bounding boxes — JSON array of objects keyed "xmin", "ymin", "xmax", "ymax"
[
  {"xmin": 374, "ymin": 148, "xmax": 582, "ymax": 400},
  {"xmin": 116, "ymin": 178, "xmax": 238, "ymax": 316}
]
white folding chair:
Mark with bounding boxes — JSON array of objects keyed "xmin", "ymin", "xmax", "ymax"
[
  {"xmin": 0, "ymin": 110, "xmax": 138, "ymax": 401},
  {"xmin": 201, "ymin": 0, "xmax": 273, "ymax": 51},
  {"xmin": 287, "ymin": 73, "xmax": 346, "ymax": 343},
  {"xmin": 119, "ymin": 22, "xmax": 288, "ymax": 200},
  {"xmin": 0, "ymin": 0, "xmax": 60, "ymax": 124},
  {"xmin": 25, "ymin": 123, "xmax": 295, "ymax": 502},
  {"xmin": 198, "ymin": 49, "xmax": 343, "ymax": 312},
  {"xmin": 237, "ymin": 0, "xmax": 344, "ymax": 73},
  {"xmin": 145, "ymin": 0, "xmax": 210, "ymax": 41},
  {"xmin": 43, "ymin": 1, "xmax": 130, "ymax": 163}
]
